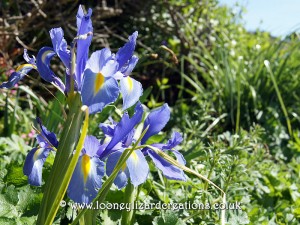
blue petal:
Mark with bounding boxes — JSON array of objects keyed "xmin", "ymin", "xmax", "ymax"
[
  {"xmin": 0, "ymin": 64, "xmax": 36, "ymax": 89},
  {"xmin": 99, "ymin": 121, "xmax": 115, "ymax": 137},
  {"xmin": 122, "ymin": 55, "xmax": 139, "ymax": 76},
  {"xmin": 163, "ymin": 132, "xmax": 183, "ymax": 150},
  {"xmin": 147, "ymin": 149, "xmax": 186, "ymax": 181},
  {"xmin": 126, "ymin": 150, "xmax": 149, "ymax": 186},
  {"xmin": 37, "ymin": 117, "xmax": 59, "ymax": 148},
  {"xmin": 106, "ymin": 150, "xmax": 128, "ymax": 189},
  {"xmin": 86, "ymin": 49, "xmax": 115, "ymax": 75},
  {"xmin": 97, "ymin": 141, "xmax": 123, "ymax": 159},
  {"xmin": 120, "ymin": 77, "xmax": 143, "ymax": 110},
  {"xmin": 172, "ymin": 150, "xmax": 186, "ymax": 166},
  {"xmin": 23, "ymin": 147, "xmax": 51, "ymax": 186},
  {"xmin": 81, "ymin": 69, "xmax": 119, "ymax": 114},
  {"xmin": 102, "ymin": 102, "xmax": 143, "ymax": 157},
  {"xmin": 122, "ymin": 128, "xmax": 135, "ymax": 147},
  {"xmin": 68, "ymin": 155, "xmax": 104, "ymax": 204},
  {"xmin": 36, "ymin": 134, "xmax": 51, "ymax": 149},
  {"xmin": 141, "ymin": 104, "xmax": 170, "ymax": 144},
  {"xmin": 0, "ymin": 72, "xmax": 22, "ymax": 89},
  {"xmin": 23, "ymin": 49, "xmax": 36, "ymax": 65},
  {"xmin": 116, "ymin": 32, "xmax": 138, "ymax": 69},
  {"xmin": 50, "ymin": 28, "xmax": 70, "ymax": 68},
  {"xmin": 36, "ymin": 47, "xmax": 65, "ymax": 92},
  {"xmin": 84, "ymin": 135, "xmax": 101, "ymax": 157},
  {"xmin": 76, "ymin": 5, "xmax": 93, "ymax": 89},
  {"xmin": 141, "ymin": 143, "xmax": 163, "ymax": 156}
]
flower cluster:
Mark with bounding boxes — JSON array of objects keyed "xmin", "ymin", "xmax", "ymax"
[
  {"xmin": 0, "ymin": 6, "xmax": 142, "ymax": 114},
  {"xmin": 0, "ymin": 5, "xmax": 187, "ymax": 204}
]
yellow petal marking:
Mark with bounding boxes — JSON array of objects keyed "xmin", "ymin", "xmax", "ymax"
[
  {"xmin": 94, "ymin": 72, "xmax": 105, "ymax": 95},
  {"xmin": 16, "ymin": 64, "xmax": 37, "ymax": 72},
  {"xmin": 81, "ymin": 154, "xmax": 91, "ymax": 184},
  {"xmin": 33, "ymin": 148, "xmax": 42, "ymax": 161},
  {"xmin": 121, "ymin": 152, "xmax": 139, "ymax": 172},
  {"xmin": 126, "ymin": 76, "xmax": 133, "ymax": 91},
  {"xmin": 131, "ymin": 151, "xmax": 139, "ymax": 165}
]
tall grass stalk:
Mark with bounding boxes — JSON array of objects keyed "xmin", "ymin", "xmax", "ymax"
[{"xmin": 264, "ymin": 60, "xmax": 293, "ymax": 137}]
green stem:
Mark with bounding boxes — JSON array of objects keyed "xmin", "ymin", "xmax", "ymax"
[
  {"xmin": 37, "ymin": 94, "xmax": 85, "ymax": 225},
  {"xmin": 4, "ymin": 93, "xmax": 9, "ymax": 136},
  {"xmin": 121, "ymin": 183, "xmax": 137, "ymax": 225},
  {"xmin": 265, "ymin": 60, "xmax": 292, "ymax": 137},
  {"xmin": 235, "ymin": 71, "xmax": 241, "ymax": 133},
  {"xmin": 81, "ymin": 210, "xmax": 97, "ymax": 225}
]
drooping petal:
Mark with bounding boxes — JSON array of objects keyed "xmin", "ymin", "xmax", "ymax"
[
  {"xmin": 50, "ymin": 28, "xmax": 70, "ymax": 68},
  {"xmin": 106, "ymin": 149, "xmax": 128, "ymax": 189},
  {"xmin": 37, "ymin": 117, "xmax": 59, "ymax": 148},
  {"xmin": 68, "ymin": 155, "xmax": 104, "ymax": 204},
  {"xmin": 126, "ymin": 150, "xmax": 149, "ymax": 186},
  {"xmin": 116, "ymin": 32, "xmax": 138, "ymax": 69},
  {"xmin": 120, "ymin": 76, "xmax": 143, "ymax": 110},
  {"xmin": 23, "ymin": 147, "xmax": 51, "ymax": 186},
  {"xmin": 36, "ymin": 47, "xmax": 65, "ymax": 92},
  {"xmin": 76, "ymin": 5, "xmax": 93, "ymax": 89},
  {"xmin": 113, "ymin": 171, "xmax": 128, "ymax": 189},
  {"xmin": 147, "ymin": 149, "xmax": 186, "ymax": 181},
  {"xmin": 84, "ymin": 135, "xmax": 101, "ymax": 157},
  {"xmin": 101, "ymin": 102, "xmax": 143, "ymax": 157},
  {"xmin": 81, "ymin": 69, "xmax": 119, "ymax": 114},
  {"xmin": 0, "ymin": 64, "xmax": 36, "ymax": 89},
  {"xmin": 141, "ymin": 104, "xmax": 170, "ymax": 144}
]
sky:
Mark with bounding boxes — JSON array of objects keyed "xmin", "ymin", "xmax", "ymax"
[{"xmin": 218, "ymin": 0, "xmax": 300, "ymax": 37}]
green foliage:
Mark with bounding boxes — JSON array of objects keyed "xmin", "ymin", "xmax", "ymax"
[
  {"xmin": 0, "ymin": 173, "xmax": 42, "ymax": 225},
  {"xmin": 1, "ymin": 0, "xmax": 300, "ymax": 224}
]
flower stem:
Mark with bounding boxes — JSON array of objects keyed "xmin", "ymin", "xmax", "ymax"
[
  {"xmin": 37, "ymin": 95, "xmax": 86, "ymax": 225},
  {"xmin": 121, "ymin": 183, "xmax": 137, "ymax": 225}
]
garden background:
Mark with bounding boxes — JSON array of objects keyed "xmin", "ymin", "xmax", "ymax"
[{"xmin": 0, "ymin": 0, "xmax": 300, "ymax": 224}]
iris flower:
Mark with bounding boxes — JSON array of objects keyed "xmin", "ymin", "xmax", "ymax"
[
  {"xmin": 101, "ymin": 103, "xmax": 149, "ymax": 189},
  {"xmin": 103, "ymin": 103, "xmax": 186, "ymax": 189},
  {"xmin": 0, "ymin": 5, "xmax": 142, "ymax": 114},
  {"xmin": 23, "ymin": 119, "xmax": 105, "ymax": 204},
  {"xmin": 0, "ymin": 50, "xmax": 36, "ymax": 89},
  {"xmin": 23, "ymin": 118, "xmax": 58, "ymax": 186},
  {"xmin": 8, "ymin": 4, "xmax": 187, "ymax": 205},
  {"xmin": 114, "ymin": 32, "xmax": 143, "ymax": 110},
  {"xmin": 68, "ymin": 136, "xmax": 105, "ymax": 204}
]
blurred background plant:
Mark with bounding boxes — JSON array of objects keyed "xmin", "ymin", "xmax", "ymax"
[{"xmin": 0, "ymin": 0, "xmax": 300, "ymax": 224}]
